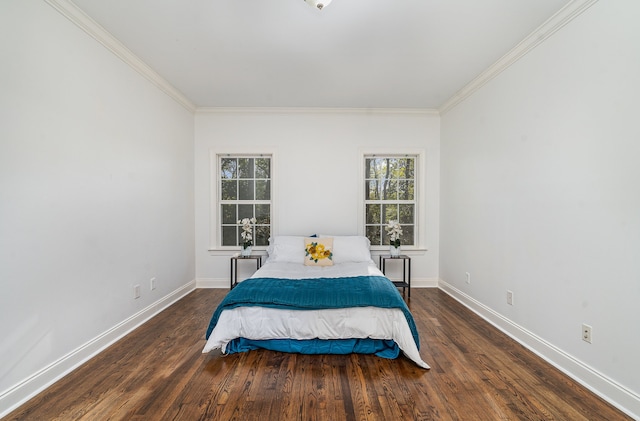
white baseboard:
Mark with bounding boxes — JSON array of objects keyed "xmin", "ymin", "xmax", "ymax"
[
  {"xmin": 0, "ymin": 280, "xmax": 196, "ymax": 419},
  {"xmin": 438, "ymin": 279, "xmax": 640, "ymax": 420},
  {"xmin": 405, "ymin": 277, "xmax": 439, "ymax": 288},
  {"xmin": 16, "ymin": 277, "xmax": 632, "ymax": 418},
  {"xmin": 196, "ymin": 278, "xmax": 229, "ymax": 288}
]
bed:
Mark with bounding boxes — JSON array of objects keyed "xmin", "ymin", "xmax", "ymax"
[{"xmin": 202, "ymin": 235, "xmax": 430, "ymax": 369}]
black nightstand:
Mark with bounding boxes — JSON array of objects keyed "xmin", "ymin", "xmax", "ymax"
[
  {"xmin": 230, "ymin": 255, "xmax": 262, "ymax": 289},
  {"xmin": 379, "ymin": 254, "xmax": 411, "ymax": 297}
]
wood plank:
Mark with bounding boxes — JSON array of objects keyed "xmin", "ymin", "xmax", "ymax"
[{"xmin": 5, "ymin": 289, "xmax": 632, "ymax": 420}]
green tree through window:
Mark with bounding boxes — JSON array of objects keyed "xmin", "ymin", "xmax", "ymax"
[
  {"xmin": 365, "ymin": 156, "xmax": 416, "ymax": 246},
  {"xmin": 220, "ymin": 156, "xmax": 271, "ymax": 247}
]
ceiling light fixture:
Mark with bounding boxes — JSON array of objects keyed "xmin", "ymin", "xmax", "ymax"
[{"xmin": 304, "ymin": 0, "xmax": 332, "ymax": 10}]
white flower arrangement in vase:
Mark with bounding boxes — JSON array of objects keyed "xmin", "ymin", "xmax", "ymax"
[
  {"xmin": 238, "ymin": 217, "xmax": 257, "ymax": 256},
  {"xmin": 385, "ymin": 220, "xmax": 403, "ymax": 257}
]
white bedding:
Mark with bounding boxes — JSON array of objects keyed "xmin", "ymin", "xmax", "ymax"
[
  {"xmin": 202, "ymin": 261, "xmax": 429, "ymax": 369},
  {"xmin": 249, "ymin": 260, "xmax": 384, "ymax": 280}
]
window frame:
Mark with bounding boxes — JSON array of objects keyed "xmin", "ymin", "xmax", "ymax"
[
  {"xmin": 209, "ymin": 149, "xmax": 276, "ymax": 252},
  {"xmin": 359, "ymin": 149, "xmax": 426, "ymax": 251}
]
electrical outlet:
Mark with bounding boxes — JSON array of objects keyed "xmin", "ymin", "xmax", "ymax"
[
  {"xmin": 582, "ymin": 324, "xmax": 592, "ymax": 343},
  {"xmin": 150, "ymin": 277, "xmax": 156, "ymax": 291},
  {"xmin": 507, "ymin": 290, "xmax": 514, "ymax": 305},
  {"xmin": 465, "ymin": 272, "xmax": 471, "ymax": 284},
  {"xmin": 133, "ymin": 284, "xmax": 141, "ymax": 299}
]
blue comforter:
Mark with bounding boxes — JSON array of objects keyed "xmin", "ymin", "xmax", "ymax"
[{"xmin": 205, "ymin": 275, "xmax": 420, "ymax": 351}]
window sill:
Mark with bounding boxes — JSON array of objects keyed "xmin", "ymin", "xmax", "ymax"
[
  {"xmin": 207, "ymin": 248, "xmax": 427, "ymax": 257},
  {"xmin": 370, "ymin": 248, "xmax": 428, "ymax": 256},
  {"xmin": 208, "ymin": 248, "xmax": 268, "ymax": 256}
]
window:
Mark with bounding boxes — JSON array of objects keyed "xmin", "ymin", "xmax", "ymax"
[
  {"xmin": 219, "ymin": 155, "xmax": 271, "ymax": 247},
  {"xmin": 364, "ymin": 155, "xmax": 416, "ymax": 247}
]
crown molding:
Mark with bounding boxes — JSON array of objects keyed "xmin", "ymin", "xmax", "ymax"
[
  {"xmin": 196, "ymin": 107, "xmax": 440, "ymax": 116},
  {"xmin": 438, "ymin": 0, "xmax": 599, "ymax": 115},
  {"xmin": 44, "ymin": 0, "xmax": 197, "ymax": 113}
]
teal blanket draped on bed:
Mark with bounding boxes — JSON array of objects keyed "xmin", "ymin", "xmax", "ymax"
[{"xmin": 205, "ymin": 275, "xmax": 420, "ymax": 354}]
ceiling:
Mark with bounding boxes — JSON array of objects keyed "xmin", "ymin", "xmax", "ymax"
[{"xmin": 71, "ymin": 0, "xmax": 571, "ymax": 109}]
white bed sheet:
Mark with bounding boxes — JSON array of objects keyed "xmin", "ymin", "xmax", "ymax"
[
  {"xmin": 251, "ymin": 260, "xmax": 383, "ymax": 279},
  {"xmin": 202, "ymin": 261, "xmax": 429, "ymax": 369}
]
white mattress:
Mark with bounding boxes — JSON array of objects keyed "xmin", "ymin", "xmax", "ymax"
[{"xmin": 202, "ymin": 261, "xmax": 429, "ymax": 369}]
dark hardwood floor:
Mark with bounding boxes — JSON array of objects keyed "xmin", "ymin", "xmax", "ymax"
[{"xmin": 6, "ymin": 288, "xmax": 631, "ymax": 420}]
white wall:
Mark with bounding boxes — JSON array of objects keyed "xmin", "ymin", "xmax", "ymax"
[
  {"xmin": 440, "ymin": 0, "xmax": 640, "ymax": 416},
  {"xmin": 194, "ymin": 109, "xmax": 440, "ymax": 285},
  {"xmin": 0, "ymin": 0, "xmax": 195, "ymax": 414}
]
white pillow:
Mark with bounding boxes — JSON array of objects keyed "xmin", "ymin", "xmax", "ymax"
[
  {"xmin": 320, "ymin": 235, "xmax": 372, "ymax": 264},
  {"xmin": 267, "ymin": 236, "xmax": 306, "ymax": 264}
]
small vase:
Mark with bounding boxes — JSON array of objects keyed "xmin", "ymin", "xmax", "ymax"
[
  {"xmin": 390, "ymin": 245, "xmax": 400, "ymax": 257},
  {"xmin": 241, "ymin": 246, "xmax": 252, "ymax": 257}
]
